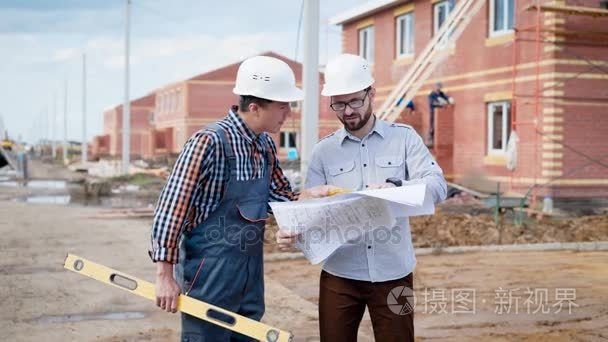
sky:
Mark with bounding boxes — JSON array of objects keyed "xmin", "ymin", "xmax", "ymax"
[{"xmin": 0, "ymin": 0, "xmax": 368, "ymax": 143}]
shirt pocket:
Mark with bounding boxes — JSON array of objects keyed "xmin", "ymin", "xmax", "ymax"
[
  {"xmin": 374, "ymin": 155, "xmax": 405, "ymax": 182},
  {"xmin": 328, "ymin": 160, "xmax": 360, "ymax": 190}
]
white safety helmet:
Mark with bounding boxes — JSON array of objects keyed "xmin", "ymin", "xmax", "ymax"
[
  {"xmin": 322, "ymin": 54, "xmax": 374, "ymax": 96},
  {"xmin": 233, "ymin": 55, "xmax": 304, "ymax": 102}
]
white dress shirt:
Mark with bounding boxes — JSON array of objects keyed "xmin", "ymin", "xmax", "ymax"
[{"xmin": 305, "ymin": 117, "xmax": 447, "ymax": 282}]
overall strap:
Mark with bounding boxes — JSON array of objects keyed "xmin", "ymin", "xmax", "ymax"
[
  {"xmin": 207, "ymin": 123, "xmax": 237, "ymax": 178},
  {"xmin": 262, "ymin": 136, "xmax": 274, "ymax": 179}
]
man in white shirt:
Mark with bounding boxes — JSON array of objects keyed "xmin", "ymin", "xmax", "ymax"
[{"xmin": 277, "ymin": 54, "xmax": 447, "ymax": 342}]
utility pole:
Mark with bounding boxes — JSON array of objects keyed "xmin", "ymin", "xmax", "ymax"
[
  {"xmin": 82, "ymin": 53, "xmax": 87, "ymax": 164},
  {"xmin": 44, "ymin": 107, "xmax": 48, "ymax": 143},
  {"xmin": 44, "ymin": 106, "xmax": 49, "ymax": 150},
  {"xmin": 63, "ymin": 80, "xmax": 69, "ymax": 165},
  {"xmin": 122, "ymin": 0, "xmax": 131, "ymax": 175},
  {"xmin": 52, "ymin": 94, "xmax": 57, "ymax": 160},
  {"xmin": 42, "ymin": 109, "xmax": 46, "ymax": 153},
  {"xmin": 300, "ymin": 0, "xmax": 320, "ymax": 181},
  {"xmin": 40, "ymin": 106, "xmax": 46, "ymax": 154}
]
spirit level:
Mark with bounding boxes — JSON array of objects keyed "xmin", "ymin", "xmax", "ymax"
[{"xmin": 63, "ymin": 254, "xmax": 293, "ymax": 342}]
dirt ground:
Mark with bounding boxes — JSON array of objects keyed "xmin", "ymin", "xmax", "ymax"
[
  {"xmin": 1, "ymin": 163, "xmax": 608, "ymax": 341},
  {"xmin": 263, "ymin": 213, "xmax": 608, "ymax": 254},
  {"xmin": 1, "ymin": 201, "xmax": 607, "ymax": 341}
]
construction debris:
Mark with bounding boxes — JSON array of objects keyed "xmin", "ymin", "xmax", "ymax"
[
  {"xmin": 263, "ymin": 210, "xmax": 608, "ymax": 253},
  {"xmin": 410, "ymin": 211, "xmax": 608, "ymax": 248}
]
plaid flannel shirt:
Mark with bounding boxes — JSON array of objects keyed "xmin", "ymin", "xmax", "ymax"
[{"xmin": 150, "ymin": 107, "xmax": 298, "ymax": 263}]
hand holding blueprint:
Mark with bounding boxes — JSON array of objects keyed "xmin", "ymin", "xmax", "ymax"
[{"xmin": 269, "ymin": 183, "xmax": 434, "ymax": 264}]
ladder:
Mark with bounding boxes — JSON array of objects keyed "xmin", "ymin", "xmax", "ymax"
[{"xmin": 377, "ymin": 0, "xmax": 486, "ymax": 122}]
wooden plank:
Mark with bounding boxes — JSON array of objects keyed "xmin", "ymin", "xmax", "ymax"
[{"xmin": 526, "ymin": 4, "xmax": 608, "ymax": 17}]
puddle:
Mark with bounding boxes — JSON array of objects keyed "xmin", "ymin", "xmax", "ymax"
[
  {"xmin": 17, "ymin": 195, "xmax": 71, "ymax": 205},
  {"xmin": 27, "ymin": 180, "xmax": 67, "ymax": 189},
  {"xmin": 15, "ymin": 194, "xmax": 153, "ymax": 208},
  {"xmin": 31, "ymin": 311, "xmax": 146, "ymax": 324},
  {"xmin": 0, "ymin": 179, "xmax": 67, "ymax": 189},
  {"xmin": 112, "ymin": 184, "xmax": 141, "ymax": 194},
  {"xmin": 6, "ymin": 178, "xmax": 155, "ymax": 209},
  {"xmin": 74, "ymin": 196, "xmax": 151, "ymax": 208}
]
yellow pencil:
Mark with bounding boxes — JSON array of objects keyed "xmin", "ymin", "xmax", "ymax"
[{"xmin": 328, "ymin": 188, "xmax": 352, "ymax": 196}]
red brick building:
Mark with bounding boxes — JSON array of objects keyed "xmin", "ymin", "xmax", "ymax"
[
  {"xmin": 95, "ymin": 93, "xmax": 156, "ymax": 159},
  {"xmin": 94, "ymin": 52, "xmax": 337, "ymax": 161},
  {"xmin": 331, "ymin": 0, "xmax": 608, "ymax": 198}
]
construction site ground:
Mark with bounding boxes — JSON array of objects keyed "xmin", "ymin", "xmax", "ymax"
[{"xmin": 2, "ymin": 162, "xmax": 607, "ymax": 341}]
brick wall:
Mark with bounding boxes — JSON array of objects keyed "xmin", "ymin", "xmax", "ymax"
[
  {"xmin": 101, "ymin": 93, "xmax": 156, "ymax": 159},
  {"xmin": 338, "ymin": 0, "xmax": 608, "ymax": 197}
]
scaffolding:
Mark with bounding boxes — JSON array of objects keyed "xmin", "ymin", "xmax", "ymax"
[
  {"xmin": 377, "ymin": 0, "xmax": 486, "ymax": 122},
  {"xmin": 510, "ymin": 1, "xmax": 608, "ymax": 206}
]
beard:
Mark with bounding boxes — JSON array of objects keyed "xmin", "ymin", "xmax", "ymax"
[{"xmin": 338, "ymin": 104, "xmax": 373, "ymax": 132}]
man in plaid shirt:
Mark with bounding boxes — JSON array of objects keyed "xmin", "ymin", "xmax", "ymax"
[{"xmin": 150, "ymin": 55, "xmax": 333, "ymax": 341}]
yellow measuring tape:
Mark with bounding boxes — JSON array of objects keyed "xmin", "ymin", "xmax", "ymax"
[{"xmin": 64, "ymin": 254, "xmax": 293, "ymax": 342}]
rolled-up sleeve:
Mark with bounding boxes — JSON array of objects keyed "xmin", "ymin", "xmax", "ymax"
[
  {"xmin": 402, "ymin": 130, "xmax": 447, "ymax": 204},
  {"xmin": 266, "ymin": 137, "xmax": 299, "ymax": 202},
  {"xmin": 150, "ymin": 132, "xmax": 217, "ymax": 263}
]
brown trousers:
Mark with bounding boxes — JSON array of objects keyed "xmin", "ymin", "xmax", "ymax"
[{"xmin": 319, "ymin": 270, "xmax": 414, "ymax": 342}]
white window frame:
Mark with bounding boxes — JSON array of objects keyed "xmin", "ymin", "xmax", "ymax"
[
  {"xmin": 489, "ymin": 0, "xmax": 514, "ymax": 37},
  {"xmin": 358, "ymin": 25, "xmax": 375, "ymax": 63},
  {"xmin": 433, "ymin": 0, "xmax": 454, "ymax": 47},
  {"xmin": 280, "ymin": 131, "xmax": 297, "ymax": 149},
  {"xmin": 396, "ymin": 12, "xmax": 415, "ymax": 58},
  {"xmin": 433, "ymin": 0, "xmax": 452, "ymax": 36},
  {"xmin": 487, "ymin": 101, "xmax": 511, "ymax": 155}
]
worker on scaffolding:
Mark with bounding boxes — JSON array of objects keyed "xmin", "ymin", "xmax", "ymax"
[
  {"xmin": 150, "ymin": 55, "xmax": 335, "ymax": 341},
  {"xmin": 427, "ymin": 82, "xmax": 453, "ymax": 145},
  {"xmin": 397, "ymin": 96, "xmax": 416, "ymax": 115}
]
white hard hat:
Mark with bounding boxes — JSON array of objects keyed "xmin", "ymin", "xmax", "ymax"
[
  {"xmin": 233, "ymin": 55, "xmax": 303, "ymax": 102},
  {"xmin": 322, "ymin": 54, "xmax": 374, "ymax": 96}
]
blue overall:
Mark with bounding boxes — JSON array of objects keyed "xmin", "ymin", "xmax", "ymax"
[{"xmin": 176, "ymin": 124, "xmax": 271, "ymax": 342}]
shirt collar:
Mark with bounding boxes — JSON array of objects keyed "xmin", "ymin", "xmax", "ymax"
[
  {"xmin": 227, "ymin": 106, "xmax": 259, "ymax": 143},
  {"xmin": 336, "ymin": 115, "xmax": 386, "ymax": 145}
]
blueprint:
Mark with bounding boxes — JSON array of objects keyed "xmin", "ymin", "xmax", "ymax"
[{"xmin": 269, "ymin": 183, "xmax": 434, "ymax": 264}]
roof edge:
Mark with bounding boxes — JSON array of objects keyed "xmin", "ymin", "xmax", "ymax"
[{"xmin": 330, "ymin": 0, "xmax": 408, "ymax": 26}]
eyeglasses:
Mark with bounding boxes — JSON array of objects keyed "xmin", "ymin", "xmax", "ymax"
[{"xmin": 330, "ymin": 89, "xmax": 370, "ymax": 112}]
